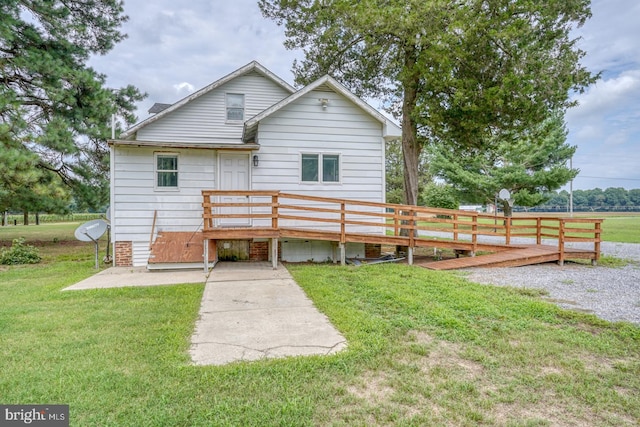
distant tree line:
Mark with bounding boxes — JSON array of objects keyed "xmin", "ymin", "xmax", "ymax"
[{"xmin": 515, "ymin": 188, "xmax": 640, "ymax": 212}]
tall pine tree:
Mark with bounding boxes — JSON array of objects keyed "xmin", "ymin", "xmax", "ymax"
[
  {"xmin": 0, "ymin": 0, "xmax": 144, "ymax": 215},
  {"xmin": 430, "ymin": 113, "xmax": 578, "ymax": 216}
]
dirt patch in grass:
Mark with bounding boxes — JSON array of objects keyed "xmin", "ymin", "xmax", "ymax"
[
  {"xmin": 340, "ymin": 329, "xmax": 639, "ymax": 426},
  {"xmin": 346, "ymin": 372, "xmax": 394, "ymax": 405},
  {"xmin": 406, "ymin": 330, "xmax": 484, "ymax": 381}
]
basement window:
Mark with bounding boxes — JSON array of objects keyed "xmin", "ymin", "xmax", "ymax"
[{"xmin": 156, "ymin": 153, "xmax": 178, "ymax": 189}]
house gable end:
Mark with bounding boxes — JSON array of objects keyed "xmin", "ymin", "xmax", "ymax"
[
  {"xmin": 121, "ymin": 61, "xmax": 295, "ymax": 142},
  {"xmin": 243, "ymin": 75, "xmax": 401, "ymax": 143}
]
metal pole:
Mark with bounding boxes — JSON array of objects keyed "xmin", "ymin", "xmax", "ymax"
[
  {"xmin": 494, "ymin": 194, "xmax": 497, "ymax": 232},
  {"xmin": 569, "ymin": 157, "xmax": 574, "ymax": 217}
]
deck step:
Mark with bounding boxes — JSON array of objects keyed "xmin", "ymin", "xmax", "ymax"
[{"xmin": 149, "ymin": 232, "xmax": 214, "ymax": 266}]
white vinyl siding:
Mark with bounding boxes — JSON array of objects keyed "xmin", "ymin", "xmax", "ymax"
[
  {"xmin": 251, "ymin": 89, "xmax": 385, "ymax": 233},
  {"xmin": 112, "ymin": 147, "xmax": 215, "ymax": 247},
  {"xmin": 136, "ymin": 72, "xmax": 291, "ymax": 143},
  {"xmin": 253, "ymin": 89, "xmax": 384, "ymax": 198}
]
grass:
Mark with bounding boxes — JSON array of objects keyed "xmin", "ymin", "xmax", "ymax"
[
  {"xmin": 1, "ymin": 224, "xmax": 639, "ymax": 425},
  {"xmin": 597, "ymin": 216, "xmax": 640, "ymax": 243}
]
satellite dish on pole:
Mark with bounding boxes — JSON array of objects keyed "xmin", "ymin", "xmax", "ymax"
[
  {"xmin": 75, "ymin": 219, "xmax": 108, "ymax": 242},
  {"xmin": 75, "ymin": 219, "xmax": 108, "ymax": 268},
  {"xmin": 498, "ymin": 189, "xmax": 511, "ymax": 200}
]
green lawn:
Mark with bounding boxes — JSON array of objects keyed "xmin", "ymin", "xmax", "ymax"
[
  {"xmin": 1, "ymin": 224, "xmax": 639, "ymax": 425},
  {"xmin": 598, "ymin": 216, "xmax": 640, "ymax": 243}
]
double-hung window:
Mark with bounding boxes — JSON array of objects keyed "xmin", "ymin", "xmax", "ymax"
[
  {"xmin": 156, "ymin": 153, "xmax": 178, "ymax": 189},
  {"xmin": 226, "ymin": 93, "xmax": 244, "ymax": 121},
  {"xmin": 301, "ymin": 153, "xmax": 340, "ymax": 183}
]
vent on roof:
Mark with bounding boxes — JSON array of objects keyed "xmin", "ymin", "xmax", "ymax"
[{"xmin": 148, "ymin": 103, "xmax": 172, "ymax": 114}]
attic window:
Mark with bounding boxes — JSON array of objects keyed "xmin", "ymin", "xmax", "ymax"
[{"xmin": 226, "ymin": 93, "xmax": 244, "ymax": 121}]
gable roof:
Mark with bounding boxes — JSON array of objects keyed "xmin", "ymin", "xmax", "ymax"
[
  {"xmin": 120, "ymin": 61, "xmax": 296, "ymax": 139},
  {"xmin": 242, "ymin": 75, "xmax": 402, "ymax": 143}
]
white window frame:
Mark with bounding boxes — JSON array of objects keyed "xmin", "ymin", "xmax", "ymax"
[
  {"xmin": 300, "ymin": 152, "xmax": 342, "ymax": 184},
  {"xmin": 225, "ymin": 93, "xmax": 245, "ymax": 123},
  {"xmin": 154, "ymin": 152, "xmax": 179, "ymax": 191}
]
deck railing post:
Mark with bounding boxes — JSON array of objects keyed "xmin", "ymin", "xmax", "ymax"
[
  {"xmin": 594, "ymin": 221, "xmax": 601, "ymax": 265},
  {"xmin": 393, "ymin": 207, "xmax": 399, "ymax": 236},
  {"xmin": 472, "ymin": 213, "xmax": 478, "ymax": 255},
  {"xmin": 272, "ymin": 194, "xmax": 278, "ymax": 230},
  {"xmin": 202, "ymin": 192, "xmax": 211, "ymax": 230},
  {"xmin": 453, "ymin": 213, "xmax": 458, "ymax": 242},
  {"xmin": 408, "ymin": 208, "xmax": 415, "ymax": 265},
  {"xmin": 536, "ymin": 218, "xmax": 542, "ymax": 245},
  {"xmin": 340, "ymin": 201, "xmax": 346, "ymax": 244},
  {"xmin": 558, "ymin": 219, "xmax": 565, "ymax": 266}
]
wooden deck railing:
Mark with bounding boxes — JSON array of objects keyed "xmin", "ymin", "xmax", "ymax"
[{"xmin": 202, "ymin": 190, "xmax": 603, "ymax": 265}]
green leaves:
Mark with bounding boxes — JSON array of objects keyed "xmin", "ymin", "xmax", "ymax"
[
  {"xmin": 0, "ymin": 0, "xmax": 145, "ymax": 212},
  {"xmin": 0, "ymin": 238, "xmax": 41, "ymax": 265},
  {"xmin": 430, "ymin": 113, "xmax": 579, "ymax": 213},
  {"xmin": 262, "ymin": 0, "xmax": 596, "ymax": 207}
]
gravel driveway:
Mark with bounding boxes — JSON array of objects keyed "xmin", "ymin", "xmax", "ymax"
[{"xmin": 463, "ymin": 241, "xmax": 640, "ymax": 325}]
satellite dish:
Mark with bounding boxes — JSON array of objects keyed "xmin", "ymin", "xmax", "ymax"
[
  {"xmin": 75, "ymin": 219, "xmax": 109, "ymax": 269},
  {"xmin": 498, "ymin": 189, "xmax": 511, "ymax": 200},
  {"xmin": 75, "ymin": 219, "xmax": 108, "ymax": 242}
]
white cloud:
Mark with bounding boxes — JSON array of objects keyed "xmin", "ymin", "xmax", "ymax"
[
  {"xmin": 603, "ymin": 130, "xmax": 630, "ymax": 146},
  {"xmin": 173, "ymin": 82, "xmax": 195, "ymax": 95},
  {"xmin": 569, "ymin": 70, "xmax": 640, "ymax": 119}
]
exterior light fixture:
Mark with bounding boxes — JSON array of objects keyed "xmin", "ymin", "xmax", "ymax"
[
  {"xmin": 253, "ymin": 154, "xmax": 259, "ymax": 167},
  {"xmin": 319, "ymin": 98, "xmax": 329, "ymax": 110}
]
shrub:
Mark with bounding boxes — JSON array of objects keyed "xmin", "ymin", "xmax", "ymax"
[
  {"xmin": 0, "ymin": 238, "xmax": 41, "ymax": 265},
  {"xmin": 422, "ymin": 183, "xmax": 459, "ymax": 218}
]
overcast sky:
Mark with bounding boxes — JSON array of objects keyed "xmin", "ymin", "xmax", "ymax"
[{"xmin": 89, "ymin": 0, "xmax": 640, "ymax": 191}]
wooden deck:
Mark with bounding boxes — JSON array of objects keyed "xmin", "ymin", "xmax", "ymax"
[{"xmin": 194, "ymin": 190, "xmax": 603, "ymax": 271}]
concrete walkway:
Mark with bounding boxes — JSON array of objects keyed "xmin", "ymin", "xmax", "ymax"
[
  {"xmin": 190, "ymin": 262, "xmax": 347, "ymax": 365},
  {"xmin": 63, "ymin": 266, "xmax": 207, "ymax": 290},
  {"xmin": 63, "ymin": 262, "xmax": 347, "ymax": 365}
]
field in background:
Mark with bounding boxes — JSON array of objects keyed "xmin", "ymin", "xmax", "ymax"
[{"xmin": 2, "ymin": 212, "xmax": 103, "ymax": 226}]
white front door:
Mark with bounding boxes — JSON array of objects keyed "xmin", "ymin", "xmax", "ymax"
[{"xmin": 219, "ymin": 153, "xmax": 250, "ymax": 226}]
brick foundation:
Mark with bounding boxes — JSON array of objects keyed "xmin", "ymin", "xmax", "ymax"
[
  {"xmin": 114, "ymin": 241, "xmax": 133, "ymax": 267},
  {"xmin": 249, "ymin": 240, "xmax": 269, "ymax": 261},
  {"xmin": 249, "ymin": 240, "xmax": 282, "ymax": 261},
  {"xmin": 365, "ymin": 243, "xmax": 382, "ymax": 258}
]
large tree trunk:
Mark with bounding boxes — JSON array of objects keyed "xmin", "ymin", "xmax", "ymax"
[
  {"xmin": 397, "ymin": 48, "xmax": 422, "ymax": 249},
  {"xmin": 23, "ymin": 211, "xmax": 29, "ymax": 226},
  {"xmin": 401, "ymin": 49, "xmax": 422, "ymax": 207},
  {"xmin": 502, "ymin": 201, "xmax": 513, "ymax": 218}
]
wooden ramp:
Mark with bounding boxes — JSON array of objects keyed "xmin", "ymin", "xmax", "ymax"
[{"xmin": 420, "ymin": 245, "xmax": 563, "ymax": 270}]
